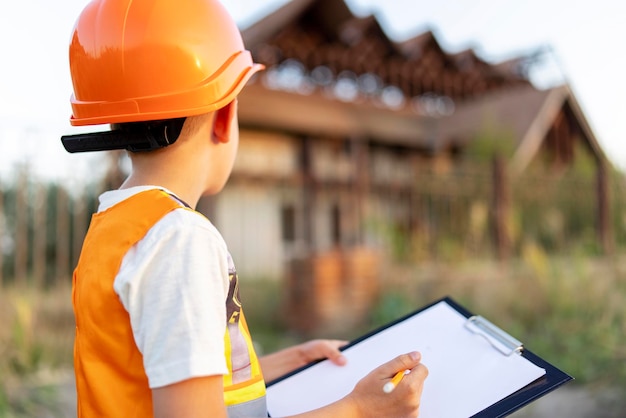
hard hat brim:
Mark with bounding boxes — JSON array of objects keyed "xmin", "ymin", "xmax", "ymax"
[{"xmin": 70, "ymin": 55, "xmax": 264, "ymax": 126}]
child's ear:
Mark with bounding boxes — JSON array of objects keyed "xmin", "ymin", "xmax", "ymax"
[{"xmin": 212, "ymin": 100, "xmax": 237, "ymax": 144}]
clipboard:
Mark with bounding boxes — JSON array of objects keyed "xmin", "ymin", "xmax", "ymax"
[
  {"xmin": 265, "ymin": 296, "xmax": 573, "ymax": 418},
  {"xmin": 440, "ymin": 297, "xmax": 572, "ymax": 417}
]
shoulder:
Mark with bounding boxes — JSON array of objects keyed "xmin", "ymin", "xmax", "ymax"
[
  {"xmin": 145, "ymin": 207, "xmax": 226, "ymax": 251},
  {"xmin": 98, "ymin": 186, "xmax": 224, "ymax": 248}
]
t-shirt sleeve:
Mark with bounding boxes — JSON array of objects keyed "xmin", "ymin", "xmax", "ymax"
[{"xmin": 114, "ymin": 208, "xmax": 230, "ymax": 389}]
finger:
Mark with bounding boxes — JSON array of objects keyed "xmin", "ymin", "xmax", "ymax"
[
  {"xmin": 407, "ymin": 362, "xmax": 429, "ymax": 382},
  {"xmin": 402, "ymin": 363, "xmax": 429, "ymax": 398},
  {"xmin": 378, "ymin": 352, "xmax": 422, "ymax": 377},
  {"xmin": 321, "ymin": 340, "xmax": 348, "ymax": 366},
  {"xmin": 299, "ymin": 340, "xmax": 348, "ymax": 365}
]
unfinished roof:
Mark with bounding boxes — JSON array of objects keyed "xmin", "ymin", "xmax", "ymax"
[
  {"xmin": 238, "ymin": 0, "xmax": 606, "ymax": 169},
  {"xmin": 242, "ymin": 0, "xmax": 531, "ymax": 102}
]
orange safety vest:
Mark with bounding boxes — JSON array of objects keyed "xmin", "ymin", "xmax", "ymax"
[{"xmin": 72, "ymin": 189, "xmax": 266, "ymax": 417}]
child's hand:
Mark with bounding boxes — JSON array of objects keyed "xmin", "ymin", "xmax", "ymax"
[
  {"xmin": 345, "ymin": 351, "xmax": 428, "ymax": 418},
  {"xmin": 259, "ymin": 339, "xmax": 348, "ymax": 382},
  {"xmin": 295, "ymin": 339, "xmax": 348, "ymax": 367}
]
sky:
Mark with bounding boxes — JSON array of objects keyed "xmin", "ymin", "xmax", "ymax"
[{"xmin": 1, "ymin": 0, "xmax": 625, "ymax": 182}]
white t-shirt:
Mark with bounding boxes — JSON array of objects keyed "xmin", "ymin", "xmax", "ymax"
[{"xmin": 100, "ymin": 186, "xmax": 230, "ymax": 388}]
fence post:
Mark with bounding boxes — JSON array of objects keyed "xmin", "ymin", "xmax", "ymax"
[
  {"xmin": 352, "ymin": 136, "xmax": 369, "ymax": 245},
  {"xmin": 301, "ymin": 137, "xmax": 316, "ymax": 252},
  {"xmin": 33, "ymin": 182, "xmax": 47, "ymax": 286},
  {"xmin": 55, "ymin": 187, "xmax": 70, "ymax": 284},
  {"xmin": 492, "ymin": 155, "xmax": 511, "ymax": 259},
  {"xmin": 14, "ymin": 169, "xmax": 28, "ymax": 285},
  {"xmin": 72, "ymin": 190, "xmax": 88, "ymax": 274},
  {"xmin": 596, "ymin": 160, "xmax": 613, "ymax": 254}
]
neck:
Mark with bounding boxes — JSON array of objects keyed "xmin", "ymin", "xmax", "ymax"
[
  {"xmin": 121, "ymin": 174, "xmax": 203, "ymax": 210},
  {"xmin": 120, "ymin": 146, "xmax": 211, "ymax": 209}
]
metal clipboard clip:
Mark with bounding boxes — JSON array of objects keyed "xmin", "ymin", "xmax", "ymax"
[{"xmin": 464, "ymin": 315, "xmax": 524, "ymax": 356}]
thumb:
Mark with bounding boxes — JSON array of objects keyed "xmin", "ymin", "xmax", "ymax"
[{"xmin": 378, "ymin": 352, "xmax": 422, "ymax": 377}]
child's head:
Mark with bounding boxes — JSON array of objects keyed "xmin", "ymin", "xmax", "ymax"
[{"xmin": 62, "ymin": 0, "xmax": 263, "ymax": 156}]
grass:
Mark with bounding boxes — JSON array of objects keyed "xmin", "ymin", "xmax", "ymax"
[
  {"xmin": 0, "ymin": 282, "xmax": 74, "ymax": 417},
  {"xmin": 244, "ymin": 248, "xmax": 626, "ymax": 388},
  {"xmin": 1, "ymin": 250, "xmax": 625, "ymax": 416},
  {"xmin": 363, "ymin": 247, "xmax": 626, "ymax": 388}
]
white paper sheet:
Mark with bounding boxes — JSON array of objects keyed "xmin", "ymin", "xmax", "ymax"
[{"xmin": 266, "ymin": 301, "xmax": 546, "ymax": 418}]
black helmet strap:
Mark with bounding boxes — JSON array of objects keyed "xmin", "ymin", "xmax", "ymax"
[{"xmin": 61, "ymin": 118, "xmax": 186, "ymax": 153}]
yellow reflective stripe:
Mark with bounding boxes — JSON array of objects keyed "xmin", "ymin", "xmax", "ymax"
[
  {"xmin": 224, "ymin": 378, "xmax": 266, "ymax": 406},
  {"xmin": 222, "ymin": 311, "xmax": 265, "ymax": 393},
  {"xmin": 239, "ymin": 313, "xmax": 263, "ymax": 377}
]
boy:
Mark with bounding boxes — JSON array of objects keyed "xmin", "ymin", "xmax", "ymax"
[{"xmin": 62, "ymin": 0, "xmax": 428, "ymax": 417}]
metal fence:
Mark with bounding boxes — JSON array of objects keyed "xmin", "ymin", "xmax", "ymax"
[{"xmin": 1, "ymin": 158, "xmax": 624, "ymax": 286}]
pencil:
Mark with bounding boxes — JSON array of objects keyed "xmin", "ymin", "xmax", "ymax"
[{"xmin": 383, "ymin": 370, "xmax": 408, "ymax": 393}]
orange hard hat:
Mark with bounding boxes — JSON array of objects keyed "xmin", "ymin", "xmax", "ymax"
[{"xmin": 68, "ymin": 0, "xmax": 264, "ymax": 126}]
